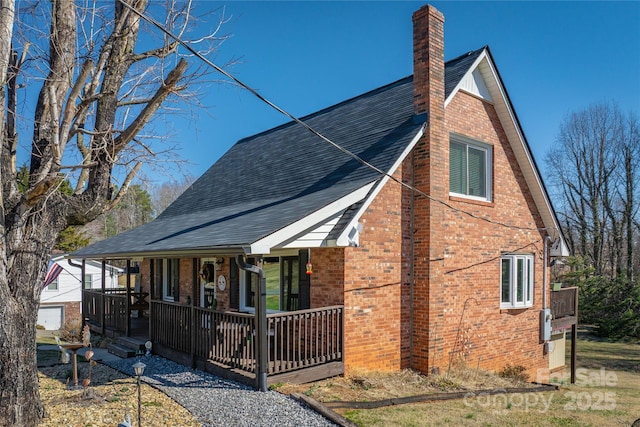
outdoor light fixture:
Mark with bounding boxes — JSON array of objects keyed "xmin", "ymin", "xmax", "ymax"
[
  {"xmin": 132, "ymin": 361, "xmax": 146, "ymax": 427},
  {"xmin": 133, "ymin": 361, "xmax": 145, "ymax": 377}
]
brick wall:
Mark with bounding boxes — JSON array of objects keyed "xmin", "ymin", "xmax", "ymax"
[
  {"xmin": 331, "ymin": 167, "xmax": 408, "ymax": 373},
  {"xmin": 64, "ymin": 302, "xmax": 81, "ymax": 323},
  {"xmin": 177, "ymin": 258, "xmax": 194, "ymax": 304},
  {"xmin": 309, "ymin": 248, "xmax": 345, "ymax": 308},
  {"xmin": 333, "ymin": 90, "xmax": 550, "ymax": 379},
  {"xmin": 329, "ymin": 3, "xmax": 549, "ymax": 379},
  {"xmin": 431, "ymin": 91, "xmax": 548, "ymax": 379}
]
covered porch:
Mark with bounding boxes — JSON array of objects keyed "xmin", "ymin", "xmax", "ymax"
[
  {"xmin": 550, "ymin": 286, "xmax": 579, "ymax": 383},
  {"xmin": 82, "ymin": 287, "xmax": 344, "ymax": 388}
]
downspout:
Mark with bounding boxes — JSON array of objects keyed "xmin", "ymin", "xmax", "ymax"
[
  {"xmin": 543, "ymin": 235, "xmax": 549, "ymax": 311},
  {"xmin": 236, "ymin": 255, "xmax": 268, "ymax": 392},
  {"xmin": 540, "ymin": 235, "xmax": 552, "ymax": 345}
]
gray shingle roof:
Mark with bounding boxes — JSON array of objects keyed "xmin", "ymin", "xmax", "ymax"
[{"xmin": 72, "ymin": 48, "xmax": 485, "ymax": 259}]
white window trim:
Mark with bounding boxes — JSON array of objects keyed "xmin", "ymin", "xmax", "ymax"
[
  {"xmin": 500, "ymin": 254, "xmax": 534, "ymax": 309},
  {"xmin": 162, "ymin": 259, "xmax": 178, "ymax": 302},
  {"xmin": 449, "ymin": 134, "xmax": 493, "ymax": 202},
  {"xmin": 45, "ymin": 278, "xmax": 59, "ymax": 292},
  {"xmin": 239, "ymin": 256, "xmax": 290, "ymax": 314}
]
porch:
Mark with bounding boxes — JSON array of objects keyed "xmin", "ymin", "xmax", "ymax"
[
  {"xmin": 550, "ymin": 286, "xmax": 579, "ymax": 383},
  {"xmin": 82, "ymin": 289, "xmax": 344, "ymax": 388}
]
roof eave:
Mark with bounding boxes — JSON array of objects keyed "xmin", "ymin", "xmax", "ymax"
[{"xmin": 71, "ymin": 245, "xmax": 248, "ymax": 261}]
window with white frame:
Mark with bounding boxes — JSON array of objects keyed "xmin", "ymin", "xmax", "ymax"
[
  {"xmin": 239, "ymin": 255, "xmax": 300, "ymax": 313},
  {"xmin": 46, "ymin": 278, "xmax": 59, "ymax": 291},
  {"xmin": 83, "ymin": 274, "xmax": 93, "ymax": 289},
  {"xmin": 501, "ymin": 254, "xmax": 534, "ymax": 308},
  {"xmin": 160, "ymin": 258, "xmax": 180, "ymax": 301},
  {"xmin": 450, "ymin": 135, "xmax": 492, "ymax": 201}
]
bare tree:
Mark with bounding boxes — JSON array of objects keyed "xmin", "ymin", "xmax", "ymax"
[
  {"xmin": 151, "ymin": 173, "xmax": 195, "ymax": 215},
  {"xmin": 0, "ymin": 1, "xmax": 229, "ymax": 423},
  {"xmin": 546, "ymin": 102, "xmax": 639, "ymax": 277},
  {"xmin": 546, "ymin": 102, "xmax": 640, "ymax": 337}
]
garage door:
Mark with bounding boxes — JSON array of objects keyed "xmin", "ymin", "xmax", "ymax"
[{"xmin": 37, "ymin": 306, "xmax": 63, "ymax": 330}]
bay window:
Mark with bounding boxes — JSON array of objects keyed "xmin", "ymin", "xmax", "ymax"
[{"xmin": 501, "ymin": 254, "xmax": 534, "ymax": 308}]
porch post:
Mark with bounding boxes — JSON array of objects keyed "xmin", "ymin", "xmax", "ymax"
[
  {"xmin": 149, "ymin": 260, "xmax": 155, "ymax": 343},
  {"xmin": 236, "ymin": 255, "xmax": 268, "ymax": 392},
  {"xmin": 126, "ymin": 259, "xmax": 131, "ymax": 337},
  {"xmin": 101, "ymin": 260, "xmax": 106, "ymax": 335},
  {"xmin": 570, "ymin": 324, "xmax": 577, "ymax": 384},
  {"xmin": 81, "ymin": 259, "xmax": 86, "ymax": 328},
  {"xmin": 190, "ymin": 258, "xmax": 198, "ymax": 368},
  {"xmin": 570, "ymin": 291, "xmax": 578, "ymax": 384}
]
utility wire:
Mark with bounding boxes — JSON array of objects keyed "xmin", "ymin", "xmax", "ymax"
[{"xmin": 120, "ymin": 0, "xmax": 553, "ymax": 234}]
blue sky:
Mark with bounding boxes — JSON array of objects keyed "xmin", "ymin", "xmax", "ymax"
[{"xmin": 163, "ymin": 1, "xmax": 638, "ymax": 183}]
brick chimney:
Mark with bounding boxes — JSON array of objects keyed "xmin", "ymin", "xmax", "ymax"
[
  {"xmin": 413, "ymin": 4, "xmax": 444, "ymax": 117},
  {"xmin": 410, "ymin": 4, "xmax": 447, "ymax": 375}
]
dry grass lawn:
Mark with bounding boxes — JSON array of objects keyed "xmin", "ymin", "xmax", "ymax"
[{"xmin": 279, "ymin": 332, "xmax": 640, "ymax": 427}]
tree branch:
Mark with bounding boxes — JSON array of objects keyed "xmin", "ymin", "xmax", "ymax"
[
  {"xmin": 59, "ymin": 59, "xmax": 93, "ymax": 146},
  {"xmin": 113, "ymin": 58, "xmax": 188, "ymax": 151},
  {"xmin": 107, "ymin": 161, "xmax": 142, "ymax": 210},
  {"xmin": 131, "ymin": 40, "xmax": 179, "ymax": 62}
]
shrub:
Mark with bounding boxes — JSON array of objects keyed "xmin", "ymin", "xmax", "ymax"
[
  {"xmin": 58, "ymin": 318, "xmax": 82, "ymax": 342},
  {"xmin": 498, "ymin": 364, "xmax": 529, "ymax": 383}
]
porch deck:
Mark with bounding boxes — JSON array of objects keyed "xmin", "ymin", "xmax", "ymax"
[
  {"xmin": 551, "ymin": 286, "xmax": 578, "ymax": 331},
  {"xmin": 550, "ymin": 286, "xmax": 578, "ymax": 384},
  {"xmin": 82, "ymin": 289, "xmax": 344, "ymax": 388}
]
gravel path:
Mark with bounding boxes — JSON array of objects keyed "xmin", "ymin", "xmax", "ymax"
[{"xmin": 103, "ymin": 355, "xmax": 337, "ymax": 427}]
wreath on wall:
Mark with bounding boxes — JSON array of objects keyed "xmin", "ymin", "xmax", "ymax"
[{"xmin": 200, "ymin": 263, "xmax": 215, "ymax": 283}]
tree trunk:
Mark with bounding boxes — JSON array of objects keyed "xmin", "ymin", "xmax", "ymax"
[
  {"xmin": 0, "ymin": 203, "xmax": 65, "ymax": 425},
  {"xmin": 0, "ymin": 0, "xmax": 201, "ymax": 421},
  {"xmin": 0, "ymin": 295, "xmax": 44, "ymax": 425}
]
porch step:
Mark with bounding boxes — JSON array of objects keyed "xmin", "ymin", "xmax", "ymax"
[
  {"xmin": 107, "ymin": 343, "xmax": 136, "ymax": 359},
  {"xmin": 117, "ymin": 336, "xmax": 146, "ymax": 351}
]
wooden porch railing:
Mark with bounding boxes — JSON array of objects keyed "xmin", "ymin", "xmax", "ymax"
[
  {"xmin": 83, "ymin": 289, "xmax": 147, "ymax": 336},
  {"xmin": 551, "ymin": 286, "xmax": 578, "ymax": 320},
  {"xmin": 150, "ymin": 301, "xmax": 344, "ymax": 378},
  {"xmin": 267, "ymin": 306, "xmax": 343, "ymax": 374},
  {"xmin": 104, "ymin": 292, "xmax": 127, "ymax": 332},
  {"xmin": 83, "ymin": 290, "xmax": 104, "ymax": 326},
  {"xmin": 150, "ymin": 301, "xmax": 193, "ymax": 354},
  {"xmin": 194, "ymin": 308, "xmax": 256, "ymax": 372}
]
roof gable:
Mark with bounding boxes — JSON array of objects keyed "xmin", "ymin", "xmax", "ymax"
[{"xmin": 445, "ymin": 48, "xmax": 568, "ymax": 255}]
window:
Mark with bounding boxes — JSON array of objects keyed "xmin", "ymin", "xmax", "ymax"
[
  {"xmin": 83, "ymin": 274, "xmax": 92, "ymax": 289},
  {"xmin": 501, "ymin": 254, "xmax": 534, "ymax": 308},
  {"xmin": 450, "ymin": 136, "xmax": 492, "ymax": 200},
  {"xmin": 156, "ymin": 259, "xmax": 180, "ymax": 301},
  {"xmin": 240, "ymin": 256, "xmax": 300, "ymax": 312},
  {"xmin": 46, "ymin": 278, "xmax": 59, "ymax": 291}
]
